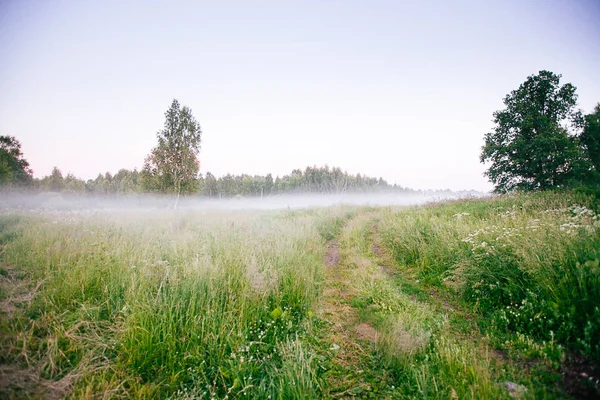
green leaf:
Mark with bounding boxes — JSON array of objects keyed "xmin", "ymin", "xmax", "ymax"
[
  {"xmin": 270, "ymin": 306, "xmax": 283, "ymax": 320},
  {"xmin": 219, "ymin": 366, "xmax": 230, "ymax": 379}
]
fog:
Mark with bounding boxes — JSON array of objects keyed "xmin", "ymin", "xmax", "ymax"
[{"xmin": 0, "ymin": 190, "xmax": 486, "ymax": 213}]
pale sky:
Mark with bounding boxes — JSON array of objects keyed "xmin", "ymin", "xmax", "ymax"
[{"xmin": 1, "ymin": 0, "xmax": 599, "ymax": 191}]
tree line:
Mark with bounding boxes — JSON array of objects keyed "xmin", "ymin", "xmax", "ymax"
[
  {"xmin": 1, "ymin": 99, "xmax": 410, "ymax": 198},
  {"xmin": 2, "ymin": 161, "xmax": 409, "ymax": 197},
  {"xmin": 3, "ymin": 71, "xmax": 599, "ymax": 196}
]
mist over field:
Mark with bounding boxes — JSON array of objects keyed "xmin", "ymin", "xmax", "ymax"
[
  {"xmin": 2, "ymin": 190, "xmax": 599, "ymax": 399},
  {"xmin": 0, "ymin": 190, "xmax": 485, "ymax": 212},
  {"xmin": 1, "ymin": 1, "xmax": 599, "ymax": 398}
]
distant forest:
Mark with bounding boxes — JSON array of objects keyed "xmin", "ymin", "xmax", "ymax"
[
  {"xmin": 31, "ymin": 165, "xmax": 415, "ymax": 198},
  {"xmin": 2, "ymin": 99, "xmax": 420, "ymax": 198}
]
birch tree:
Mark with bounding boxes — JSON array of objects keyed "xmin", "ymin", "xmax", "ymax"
[{"xmin": 142, "ymin": 99, "xmax": 202, "ymax": 206}]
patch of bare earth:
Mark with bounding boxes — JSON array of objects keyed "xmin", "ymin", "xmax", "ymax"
[
  {"xmin": 371, "ymin": 241, "xmax": 384, "ymax": 258},
  {"xmin": 561, "ymin": 354, "xmax": 600, "ymax": 399},
  {"xmin": 354, "ymin": 324, "xmax": 378, "ymax": 344},
  {"xmin": 325, "ymin": 240, "xmax": 340, "ymax": 268}
]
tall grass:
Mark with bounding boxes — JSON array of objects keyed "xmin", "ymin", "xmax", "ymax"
[
  {"xmin": 379, "ymin": 192, "xmax": 600, "ymax": 364},
  {"xmin": 0, "ymin": 209, "xmax": 332, "ymax": 398},
  {"xmin": 338, "ymin": 212, "xmax": 514, "ymax": 399},
  {"xmin": 2, "ymin": 192, "xmax": 598, "ymax": 398}
]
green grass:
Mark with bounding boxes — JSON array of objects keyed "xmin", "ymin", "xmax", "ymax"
[
  {"xmin": 335, "ymin": 210, "xmax": 519, "ymax": 399},
  {"xmin": 0, "ymin": 210, "xmax": 329, "ymax": 398},
  {"xmin": 379, "ymin": 192, "xmax": 600, "ymax": 359},
  {"xmin": 1, "ymin": 191, "xmax": 599, "ymax": 398},
  {"xmin": 377, "ymin": 191, "xmax": 600, "ymax": 397}
]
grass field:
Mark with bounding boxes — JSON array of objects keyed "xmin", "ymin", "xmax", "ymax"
[{"xmin": 1, "ymin": 191, "xmax": 599, "ymax": 399}]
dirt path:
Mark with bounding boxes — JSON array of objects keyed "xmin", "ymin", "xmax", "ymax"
[
  {"xmin": 317, "ymin": 215, "xmax": 391, "ymax": 398},
  {"xmin": 319, "ymin": 239, "xmax": 374, "ymax": 398}
]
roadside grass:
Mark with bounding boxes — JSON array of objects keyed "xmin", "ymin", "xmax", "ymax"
[
  {"xmin": 336, "ymin": 210, "xmax": 525, "ymax": 399},
  {"xmin": 378, "ymin": 191, "xmax": 600, "ymax": 397}
]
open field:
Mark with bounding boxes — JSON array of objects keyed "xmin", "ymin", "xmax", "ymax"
[{"xmin": 1, "ymin": 192, "xmax": 599, "ymax": 399}]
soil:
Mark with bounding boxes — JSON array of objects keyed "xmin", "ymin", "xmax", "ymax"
[
  {"xmin": 561, "ymin": 353, "xmax": 600, "ymax": 399},
  {"xmin": 325, "ymin": 240, "xmax": 340, "ymax": 267},
  {"xmin": 354, "ymin": 323, "xmax": 378, "ymax": 344}
]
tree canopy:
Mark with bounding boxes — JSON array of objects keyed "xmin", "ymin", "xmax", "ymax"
[
  {"xmin": 481, "ymin": 70, "xmax": 596, "ymax": 192},
  {"xmin": 142, "ymin": 99, "xmax": 202, "ymax": 199},
  {"xmin": 0, "ymin": 135, "xmax": 32, "ymax": 187},
  {"xmin": 198, "ymin": 166, "xmax": 400, "ymax": 198},
  {"xmin": 25, "ymin": 164, "xmax": 407, "ymax": 198},
  {"xmin": 581, "ymin": 104, "xmax": 600, "ymax": 174}
]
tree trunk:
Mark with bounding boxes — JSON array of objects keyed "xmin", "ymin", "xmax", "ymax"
[{"xmin": 174, "ymin": 178, "xmax": 181, "ymax": 209}]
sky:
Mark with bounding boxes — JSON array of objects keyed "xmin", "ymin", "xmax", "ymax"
[{"xmin": 0, "ymin": 0, "xmax": 599, "ymax": 191}]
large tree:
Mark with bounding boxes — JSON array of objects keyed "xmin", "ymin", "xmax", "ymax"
[
  {"xmin": 581, "ymin": 103, "xmax": 600, "ymax": 174},
  {"xmin": 142, "ymin": 100, "xmax": 202, "ymax": 204},
  {"xmin": 481, "ymin": 70, "xmax": 591, "ymax": 192},
  {"xmin": 0, "ymin": 135, "xmax": 33, "ymax": 187}
]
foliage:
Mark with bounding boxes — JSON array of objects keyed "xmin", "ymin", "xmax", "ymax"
[
  {"xmin": 481, "ymin": 70, "xmax": 593, "ymax": 192},
  {"xmin": 0, "ymin": 135, "xmax": 32, "ymax": 187},
  {"xmin": 30, "ymin": 165, "xmax": 409, "ymax": 198},
  {"xmin": 379, "ymin": 192, "xmax": 600, "ymax": 368},
  {"xmin": 200, "ymin": 165, "xmax": 402, "ymax": 198},
  {"xmin": 45, "ymin": 166, "xmax": 65, "ymax": 191},
  {"xmin": 32, "ymin": 168, "xmax": 140, "ymax": 195},
  {"xmin": 142, "ymin": 99, "xmax": 202, "ymax": 196},
  {"xmin": 581, "ymin": 103, "xmax": 600, "ymax": 174}
]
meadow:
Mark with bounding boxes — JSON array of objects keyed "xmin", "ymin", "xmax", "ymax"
[{"xmin": 1, "ymin": 191, "xmax": 599, "ymax": 399}]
